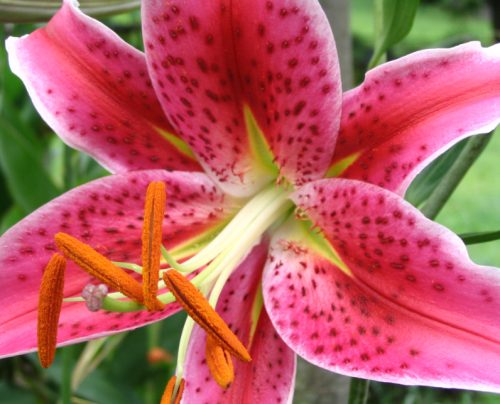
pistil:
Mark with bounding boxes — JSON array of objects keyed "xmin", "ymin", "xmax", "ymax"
[
  {"xmin": 142, "ymin": 181, "xmax": 166, "ymax": 311},
  {"xmin": 38, "ymin": 253, "xmax": 66, "ymax": 368},
  {"xmin": 81, "ymin": 284, "xmax": 109, "ymax": 312}
]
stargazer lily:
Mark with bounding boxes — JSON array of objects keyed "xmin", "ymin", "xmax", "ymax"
[{"xmin": 1, "ymin": 0, "xmax": 500, "ymax": 401}]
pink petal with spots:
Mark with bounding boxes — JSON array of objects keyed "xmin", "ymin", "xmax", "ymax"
[
  {"xmin": 6, "ymin": 0, "xmax": 201, "ymax": 174},
  {"xmin": 330, "ymin": 42, "xmax": 500, "ymax": 194},
  {"xmin": 143, "ymin": 0, "xmax": 341, "ymax": 197},
  {"xmin": 0, "ymin": 170, "xmax": 240, "ymax": 358},
  {"xmin": 183, "ymin": 241, "xmax": 296, "ymax": 403},
  {"xmin": 263, "ymin": 179, "xmax": 500, "ymax": 391}
]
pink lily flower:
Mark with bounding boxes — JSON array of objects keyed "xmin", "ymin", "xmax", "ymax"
[{"xmin": 2, "ymin": 0, "xmax": 500, "ymax": 401}]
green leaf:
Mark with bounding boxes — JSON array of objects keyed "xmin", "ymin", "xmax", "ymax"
[
  {"xmin": 405, "ymin": 139, "xmax": 467, "ymax": 207},
  {"xmin": 0, "ymin": 0, "xmax": 140, "ymax": 22},
  {"xmin": 0, "ymin": 117, "xmax": 60, "ymax": 213},
  {"xmin": 420, "ymin": 133, "xmax": 492, "ymax": 220},
  {"xmin": 459, "ymin": 230, "xmax": 500, "ymax": 245},
  {"xmin": 0, "ymin": 204, "xmax": 25, "ymax": 233},
  {"xmin": 369, "ymin": 0, "xmax": 420, "ymax": 68}
]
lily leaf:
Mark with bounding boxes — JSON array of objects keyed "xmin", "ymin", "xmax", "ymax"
[
  {"xmin": 369, "ymin": 0, "xmax": 420, "ymax": 68},
  {"xmin": 459, "ymin": 230, "xmax": 500, "ymax": 245},
  {"xmin": 405, "ymin": 139, "xmax": 467, "ymax": 207},
  {"xmin": 0, "ymin": 117, "xmax": 60, "ymax": 213},
  {"xmin": 0, "ymin": 0, "xmax": 140, "ymax": 22}
]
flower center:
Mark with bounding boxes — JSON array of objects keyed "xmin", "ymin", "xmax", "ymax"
[
  {"xmin": 93, "ymin": 183, "xmax": 292, "ymax": 311},
  {"xmin": 37, "ymin": 181, "xmax": 293, "ymax": 390}
]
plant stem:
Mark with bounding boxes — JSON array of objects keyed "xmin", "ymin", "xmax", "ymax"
[
  {"xmin": 61, "ymin": 346, "xmax": 74, "ymax": 404},
  {"xmin": 145, "ymin": 323, "xmax": 162, "ymax": 404},
  {"xmin": 348, "ymin": 378, "xmax": 370, "ymax": 404},
  {"xmin": 421, "ymin": 133, "xmax": 493, "ymax": 220}
]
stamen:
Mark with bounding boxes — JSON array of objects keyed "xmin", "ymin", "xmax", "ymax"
[
  {"xmin": 55, "ymin": 233, "xmax": 145, "ymax": 306},
  {"xmin": 82, "ymin": 284, "xmax": 108, "ymax": 312},
  {"xmin": 163, "ymin": 270, "xmax": 251, "ymax": 362},
  {"xmin": 205, "ymin": 335, "xmax": 234, "ymax": 389},
  {"xmin": 142, "ymin": 181, "xmax": 166, "ymax": 311},
  {"xmin": 160, "ymin": 375, "xmax": 185, "ymax": 404},
  {"xmin": 37, "ymin": 253, "xmax": 66, "ymax": 368}
]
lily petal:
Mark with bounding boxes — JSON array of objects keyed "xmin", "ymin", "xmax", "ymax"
[
  {"xmin": 143, "ymin": 0, "xmax": 341, "ymax": 197},
  {"xmin": 6, "ymin": 0, "xmax": 201, "ymax": 174},
  {"xmin": 0, "ymin": 170, "xmax": 240, "ymax": 358},
  {"xmin": 262, "ymin": 178, "xmax": 500, "ymax": 392},
  {"xmin": 329, "ymin": 42, "xmax": 500, "ymax": 194},
  {"xmin": 183, "ymin": 241, "xmax": 296, "ymax": 403}
]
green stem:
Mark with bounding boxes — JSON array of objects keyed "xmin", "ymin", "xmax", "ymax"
[
  {"xmin": 348, "ymin": 378, "xmax": 370, "ymax": 404},
  {"xmin": 61, "ymin": 346, "xmax": 74, "ymax": 404},
  {"xmin": 421, "ymin": 133, "xmax": 493, "ymax": 220},
  {"xmin": 147, "ymin": 322, "xmax": 162, "ymax": 350},
  {"xmin": 145, "ymin": 323, "xmax": 163, "ymax": 404}
]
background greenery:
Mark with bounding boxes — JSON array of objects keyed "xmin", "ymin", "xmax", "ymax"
[{"xmin": 0, "ymin": 0, "xmax": 499, "ymax": 403}]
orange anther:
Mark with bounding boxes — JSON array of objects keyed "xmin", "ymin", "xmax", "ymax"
[
  {"xmin": 160, "ymin": 375, "xmax": 185, "ymax": 404},
  {"xmin": 55, "ymin": 233, "xmax": 145, "ymax": 306},
  {"xmin": 206, "ymin": 335, "xmax": 235, "ymax": 388},
  {"xmin": 37, "ymin": 253, "xmax": 66, "ymax": 368},
  {"xmin": 142, "ymin": 181, "xmax": 166, "ymax": 311},
  {"xmin": 163, "ymin": 270, "xmax": 251, "ymax": 362}
]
